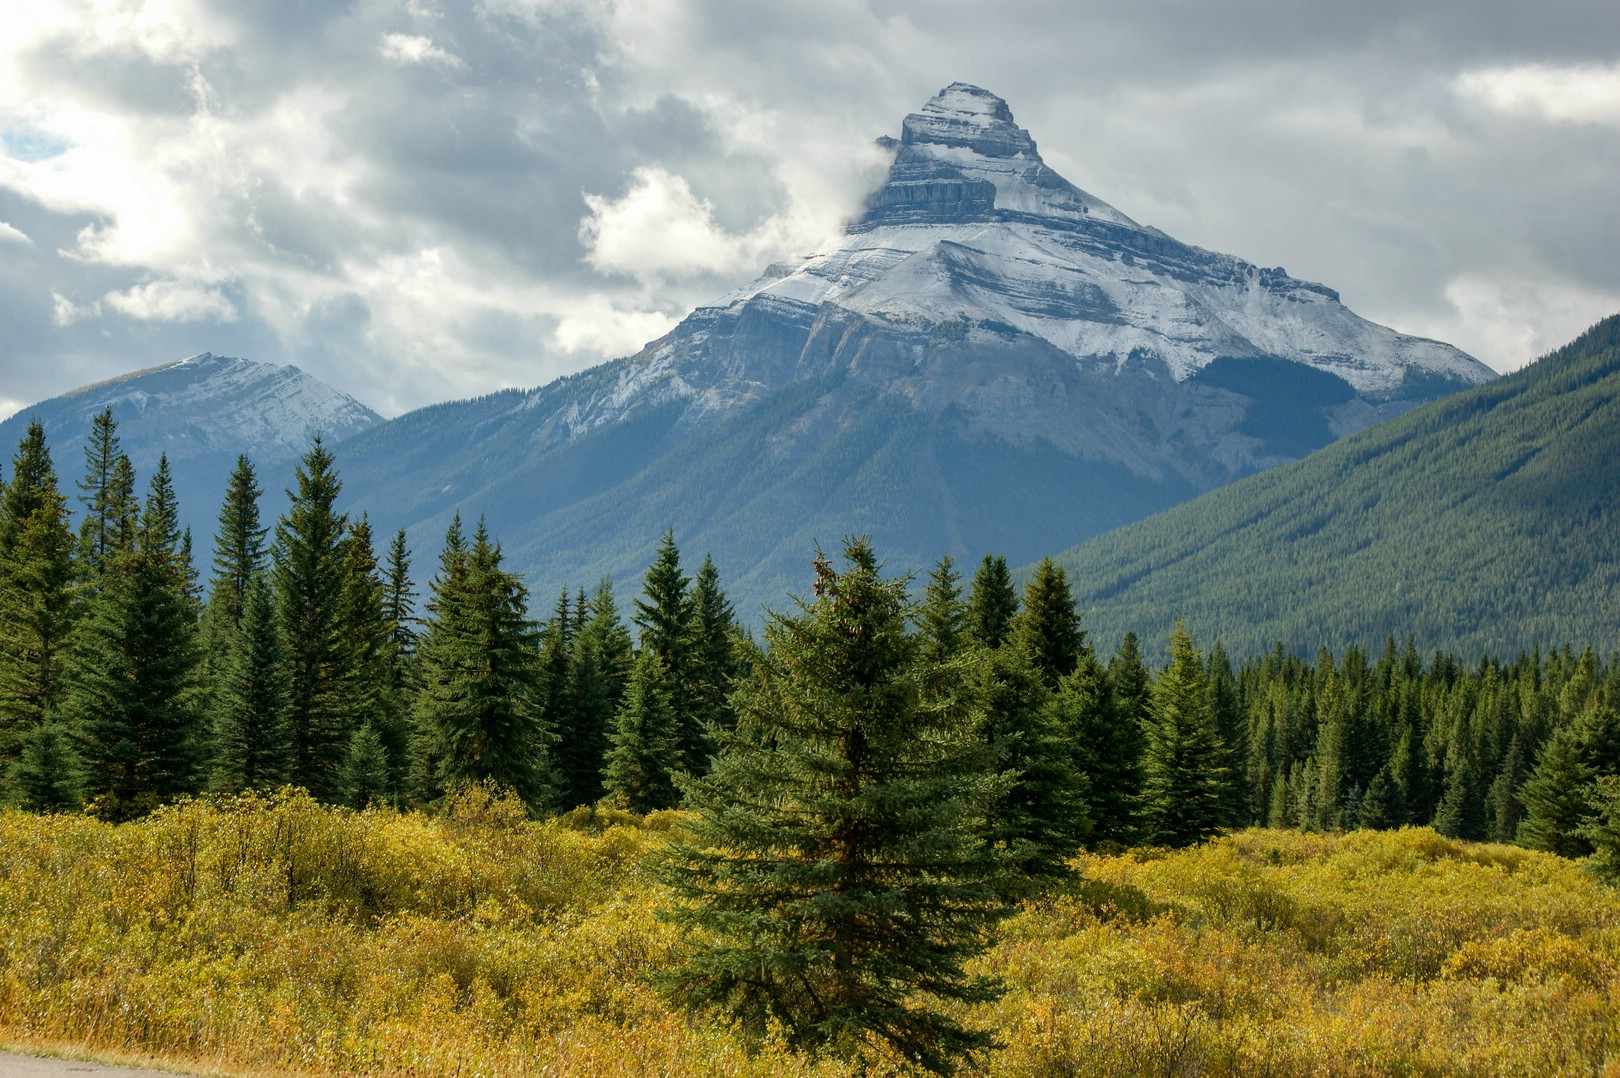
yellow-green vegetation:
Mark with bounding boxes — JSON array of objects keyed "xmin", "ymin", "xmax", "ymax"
[{"xmin": 3, "ymin": 792, "xmax": 1618, "ymax": 1076}]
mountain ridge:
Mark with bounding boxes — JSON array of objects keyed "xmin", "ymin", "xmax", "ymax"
[{"xmin": 1047, "ymin": 314, "xmax": 1620, "ymax": 657}]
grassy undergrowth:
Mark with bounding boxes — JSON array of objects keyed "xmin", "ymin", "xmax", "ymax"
[{"xmin": 2, "ymin": 790, "xmax": 1618, "ymax": 1076}]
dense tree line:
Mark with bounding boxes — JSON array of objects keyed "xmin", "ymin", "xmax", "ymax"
[
  {"xmin": 7, "ymin": 410, "xmax": 1620, "ymax": 1072},
  {"xmin": 4, "ymin": 409, "xmax": 1619, "ymax": 865}
]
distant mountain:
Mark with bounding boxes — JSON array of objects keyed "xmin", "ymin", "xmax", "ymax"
[
  {"xmin": 0, "ymin": 353, "xmax": 381, "ymax": 542},
  {"xmin": 336, "ymin": 83, "xmax": 1493, "ymax": 616},
  {"xmin": 1048, "ymin": 315, "xmax": 1620, "ymax": 658}
]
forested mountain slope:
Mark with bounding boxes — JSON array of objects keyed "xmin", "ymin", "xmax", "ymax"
[{"xmin": 1053, "ymin": 315, "xmax": 1620, "ymax": 656}]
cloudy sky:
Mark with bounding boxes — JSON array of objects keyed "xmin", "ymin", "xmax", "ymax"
[{"xmin": 3, "ymin": 1, "xmax": 1618, "ymax": 421}]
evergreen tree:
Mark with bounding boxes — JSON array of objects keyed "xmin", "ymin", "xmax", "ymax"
[
  {"xmin": 382, "ymin": 528, "xmax": 418, "ymax": 688},
  {"xmin": 634, "ymin": 530, "xmax": 701, "ymax": 771},
  {"xmin": 559, "ymin": 579, "xmax": 632, "ymax": 807},
  {"xmin": 1518, "ymin": 722, "xmax": 1599, "ymax": 857},
  {"xmin": 1357, "ymin": 767, "xmax": 1400, "ymax": 830},
  {"xmin": 1486, "ymin": 734, "xmax": 1528, "ymax": 843},
  {"xmin": 980, "ymin": 634, "xmax": 1089, "ymax": 881},
  {"xmin": 537, "ymin": 588, "xmax": 581, "ymax": 803},
  {"xmin": 603, "ymin": 650, "xmax": 683, "ymax": 812},
  {"xmin": 412, "ymin": 519, "xmax": 552, "ymax": 811},
  {"xmin": 1206, "ymin": 642, "xmax": 1251, "ymax": 827},
  {"xmin": 336, "ymin": 517, "xmax": 404, "ymax": 791},
  {"xmin": 208, "ymin": 574, "xmax": 293, "ymax": 793},
  {"xmin": 1050, "ymin": 648, "xmax": 1141, "ymax": 845},
  {"xmin": 8, "ymin": 721, "xmax": 83, "ymax": 812},
  {"xmin": 203, "ymin": 455, "xmax": 267, "ymax": 631},
  {"xmin": 269, "ymin": 438, "xmax": 352, "ymax": 800},
  {"xmin": 339, "ymin": 722, "xmax": 392, "ymax": 809},
  {"xmin": 75, "ymin": 407, "xmax": 135, "ymax": 586},
  {"xmin": 915, "ymin": 555, "xmax": 967, "ymax": 662},
  {"xmin": 1139, "ymin": 625, "xmax": 1227, "ymax": 847},
  {"xmin": 67, "ymin": 456, "xmax": 202, "ymax": 818},
  {"xmin": 966, "ymin": 553, "xmax": 1017, "ymax": 650},
  {"xmin": 664, "ymin": 539, "xmax": 1008, "ymax": 1074},
  {"xmin": 1009, "ymin": 557, "xmax": 1082, "ymax": 687},
  {"xmin": 0, "ymin": 421, "xmax": 77, "ymax": 768},
  {"xmin": 1433, "ymin": 739, "xmax": 1486, "ymax": 840},
  {"xmin": 690, "ymin": 554, "xmax": 741, "ymax": 748}
]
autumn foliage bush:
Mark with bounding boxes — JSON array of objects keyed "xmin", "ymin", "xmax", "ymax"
[{"xmin": 2, "ymin": 798, "xmax": 1619, "ymax": 1076}]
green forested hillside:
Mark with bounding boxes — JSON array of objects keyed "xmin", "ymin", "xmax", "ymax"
[{"xmin": 1053, "ymin": 315, "xmax": 1620, "ymax": 657}]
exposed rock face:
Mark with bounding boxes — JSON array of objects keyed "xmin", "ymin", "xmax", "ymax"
[
  {"xmin": 330, "ymin": 83, "xmax": 1498, "ymax": 617},
  {"xmin": 0, "ymin": 353, "xmax": 380, "ymax": 539}
]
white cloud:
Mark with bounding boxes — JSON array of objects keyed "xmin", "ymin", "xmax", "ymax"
[
  {"xmin": 51, "ymin": 291, "xmax": 99, "ymax": 325},
  {"xmin": 103, "ymin": 279, "xmax": 238, "ymax": 322},
  {"xmin": 1455, "ymin": 63, "xmax": 1620, "ymax": 127},
  {"xmin": 553, "ymin": 297, "xmax": 678, "ymax": 357},
  {"xmin": 1397, "ymin": 273, "xmax": 1620, "ymax": 372},
  {"xmin": 379, "ymin": 33, "xmax": 462, "ymax": 67},
  {"xmin": 580, "ymin": 166, "xmax": 759, "ymax": 284},
  {"xmin": 0, "ymin": 220, "xmax": 30, "ymax": 245}
]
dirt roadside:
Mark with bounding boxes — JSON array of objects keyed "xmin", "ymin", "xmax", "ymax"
[{"xmin": 0, "ymin": 1051, "xmax": 198, "ymax": 1077}]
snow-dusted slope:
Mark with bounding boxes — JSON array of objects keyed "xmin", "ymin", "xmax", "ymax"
[
  {"xmin": 0, "ymin": 352, "xmax": 380, "ymax": 537},
  {"xmin": 41, "ymin": 352, "xmax": 381, "ymax": 462},
  {"xmin": 535, "ymin": 83, "xmax": 1491, "ymax": 445}
]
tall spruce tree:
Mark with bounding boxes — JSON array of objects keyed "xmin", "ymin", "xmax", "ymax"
[
  {"xmin": 664, "ymin": 539, "xmax": 1009, "ymax": 1074},
  {"xmin": 1139, "ymin": 624, "xmax": 1227, "ymax": 847},
  {"xmin": 1009, "ymin": 557, "xmax": 1082, "ymax": 687},
  {"xmin": 966, "ymin": 553, "xmax": 1018, "ymax": 650},
  {"xmin": 689, "ymin": 554, "xmax": 740, "ymax": 748},
  {"xmin": 916, "ymin": 554, "xmax": 967, "ymax": 662},
  {"xmin": 75, "ymin": 408, "xmax": 135, "ymax": 586},
  {"xmin": 412, "ymin": 519, "xmax": 552, "ymax": 811},
  {"xmin": 979, "ymin": 632, "xmax": 1090, "ymax": 882},
  {"xmin": 0, "ymin": 421, "xmax": 76, "ymax": 769},
  {"xmin": 634, "ymin": 530, "xmax": 701, "ymax": 771},
  {"xmin": 1049, "ymin": 648, "xmax": 1141, "ymax": 845},
  {"xmin": 208, "ymin": 574, "xmax": 293, "ymax": 793},
  {"xmin": 559, "ymin": 579, "xmax": 632, "ymax": 807},
  {"xmin": 603, "ymin": 650, "xmax": 683, "ymax": 812},
  {"xmin": 269, "ymin": 438, "xmax": 352, "ymax": 800},
  {"xmin": 67, "ymin": 456, "xmax": 202, "ymax": 818}
]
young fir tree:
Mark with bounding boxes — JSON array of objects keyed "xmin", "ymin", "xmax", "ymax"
[
  {"xmin": 634, "ymin": 529, "xmax": 701, "ymax": 773},
  {"xmin": 979, "ymin": 631, "xmax": 1090, "ymax": 883},
  {"xmin": 966, "ymin": 553, "xmax": 1018, "ymax": 650},
  {"xmin": 336, "ymin": 517, "xmax": 405, "ymax": 794},
  {"xmin": 560, "ymin": 579, "xmax": 632, "ymax": 807},
  {"xmin": 603, "ymin": 649, "xmax": 683, "ymax": 812},
  {"xmin": 689, "ymin": 553, "xmax": 741, "ymax": 747},
  {"xmin": 1009, "ymin": 557, "xmax": 1083, "ymax": 687},
  {"xmin": 412, "ymin": 519, "xmax": 552, "ymax": 812},
  {"xmin": 269, "ymin": 438, "xmax": 352, "ymax": 801},
  {"xmin": 339, "ymin": 721, "xmax": 392, "ymax": 809},
  {"xmin": 208, "ymin": 573, "xmax": 293, "ymax": 793},
  {"xmin": 663, "ymin": 539, "xmax": 1010, "ymax": 1075},
  {"xmin": 1048, "ymin": 647, "xmax": 1141, "ymax": 845},
  {"xmin": 8, "ymin": 720, "xmax": 83, "ymax": 811},
  {"xmin": 1139, "ymin": 624, "xmax": 1227, "ymax": 847},
  {"xmin": 537, "ymin": 588, "xmax": 583, "ymax": 804},
  {"xmin": 1517, "ymin": 720, "xmax": 1599, "ymax": 857},
  {"xmin": 1205, "ymin": 642, "xmax": 1252, "ymax": 827},
  {"xmin": 1433, "ymin": 738, "xmax": 1487, "ymax": 840},
  {"xmin": 200, "ymin": 455, "xmax": 267, "ymax": 762},
  {"xmin": 67, "ymin": 456, "xmax": 203, "ymax": 818},
  {"xmin": 915, "ymin": 554, "xmax": 967, "ymax": 663},
  {"xmin": 75, "ymin": 407, "xmax": 136, "ymax": 586},
  {"xmin": 0, "ymin": 423, "xmax": 77, "ymax": 776}
]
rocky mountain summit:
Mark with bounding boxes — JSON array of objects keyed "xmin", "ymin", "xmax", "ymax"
[
  {"xmin": 506, "ymin": 83, "xmax": 1489, "ymax": 482},
  {"xmin": 0, "ymin": 353, "xmax": 380, "ymax": 538},
  {"xmin": 332, "ymin": 84, "xmax": 1495, "ymax": 615}
]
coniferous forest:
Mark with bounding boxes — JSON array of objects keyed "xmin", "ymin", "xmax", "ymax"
[{"xmin": 4, "ymin": 409, "xmax": 1620, "ymax": 1075}]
